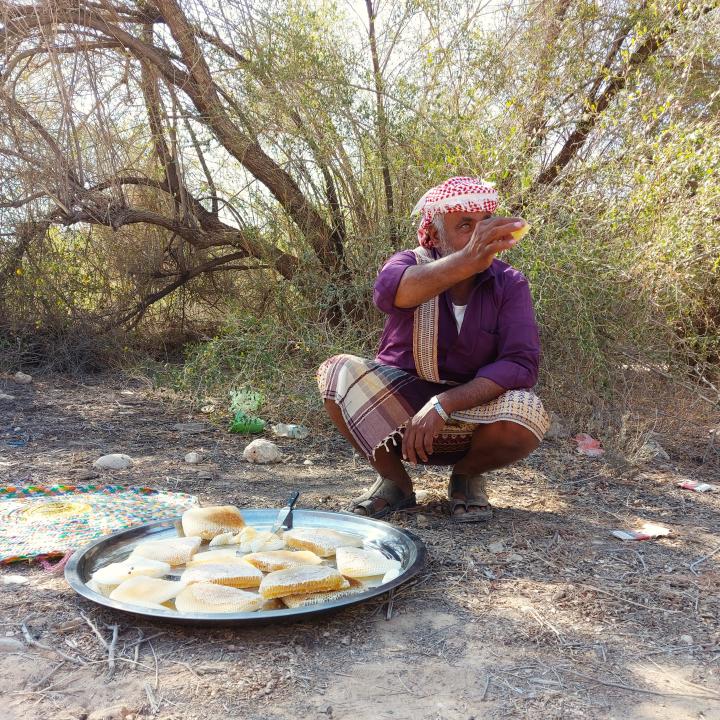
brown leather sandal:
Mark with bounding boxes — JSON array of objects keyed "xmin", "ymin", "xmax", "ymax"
[
  {"xmin": 350, "ymin": 476, "xmax": 416, "ymax": 519},
  {"xmin": 448, "ymin": 473, "xmax": 493, "ymax": 523}
]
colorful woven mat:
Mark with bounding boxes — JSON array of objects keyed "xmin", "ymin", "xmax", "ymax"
[{"xmin": 0, "ymin": 484, "xmax": 198, "ymax": 564}]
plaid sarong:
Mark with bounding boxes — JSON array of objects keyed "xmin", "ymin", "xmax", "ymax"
[{"xmin": 318, "ymin": 354, "xmax": 550, "ymax": 463}]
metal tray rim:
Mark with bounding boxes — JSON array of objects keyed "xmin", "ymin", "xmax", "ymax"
[{"xmin": 65, "ymin": 508, "xmax": 426, "ymax": 625}]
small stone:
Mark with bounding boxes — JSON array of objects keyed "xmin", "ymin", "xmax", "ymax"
[
  {"xmin": 680, "ymin": 634, "xmax": 693, "ymax": 646},
  {"xmin": 200, "ymin": 404, "xmax": 215, "ymax": 414},
  {"xmin": 507, "ymin": 553, "xmax": 523, "ymax": 562},
  {"xmin": 184, "ymin": 451, "xmax": 202, "ymax": 464},
  {"xmin": 320, "ymin": 706, "xmax": 333, "ymax": 716},
  {"xmin": 415, "ymin": 489, "xmax": 431, "ymax": 503},
  {"xmin": 416, "ymin": 514, "xmax": 430, "ymax": 528},
  {"xmin": 340, "ymin": 636, "xmax": 351, "ymax": 645},
  {"xmin": 243, "ymin": 438, "xmax": 283, "ymax": 464},
  {"xmin": 303, "ymin": 458, "xmax": 314, "ymax": 466},
  {"xmin": 0, "ymin": 638, "xmax": 24, "ymax": 652},
  {"xmin": 545, "ymin": 411, "xmax": 570, "ymax": 440},
  {"xmin": 638, "ymin": 435, "xmax": 671, "ymax": 463},
  {"xmin": 93, "ymin": 453, "xmax": 134, "ymax": 470},
  {"xmin": 73, "ymin": 469, "xmax": 100, "ymax": 481},
  {"xmin": 13, "ymin": 372, "xmax": 32, "ymax": 385},
  {"xmin": 488, "ymin": 541, "xmax": 505, "ymax": 554},
  {"xmin": 173, "ymin": 422, "xmax": 209, "ymax": 434},
  {"xmin": 0, "ymin": 392, "xmax": 15, "ymax": 401},
  {"xmin": 1, "ymin": 574, "xmax": 28, "ymax": 585},
  {"xmin": 87, "ymin": 706, "xmax": 132, "ymax": 720}
]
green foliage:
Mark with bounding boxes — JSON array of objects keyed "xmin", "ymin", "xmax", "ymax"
[{"xmin": 1, "ymin": 0, "xmax": 718, "ymax": 417}]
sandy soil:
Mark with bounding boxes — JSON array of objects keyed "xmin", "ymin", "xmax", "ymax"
[{"xmin": 0, "ymin": 374, "xmax": 719, "ymax": 720}]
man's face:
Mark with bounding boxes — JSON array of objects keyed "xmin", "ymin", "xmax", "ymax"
[{"xmin": 430, "ymin": 210, "xmax": 493, "ymax": 256}]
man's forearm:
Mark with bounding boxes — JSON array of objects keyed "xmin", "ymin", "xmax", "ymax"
[
  {"xmin": 437, "ymin": 377, "xmax": 505, "ymax": 415},
  {"xmin": 395, "ymin": 252, "xmax": 477, "ymax": 308}
]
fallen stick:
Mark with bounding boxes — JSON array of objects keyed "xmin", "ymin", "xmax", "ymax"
[
  {"xmin": 80, "ymin": 612, "xmax": 109, "ymax": 649},
  {"xmin": 21, "ymin": 623, "xmax": 86, "ymax": 666},
  {"xmin": 689, "ymin": 546, "xmax": 720, "ymax": 575},
  {"xmin": 106, "ymin": 624, "xmax": 119, "ymax": 680},
  {"xmin": 559, "ymin": 667, "xmax": 720, "ymax": 701}
]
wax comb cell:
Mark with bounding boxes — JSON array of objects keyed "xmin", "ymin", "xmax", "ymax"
[
  {"xmin": 186, "ymin": 548, "xmax": 247, "ymax": 566},
  {"xmin": 91, "ymin": 557, "xmax": 171, "ymax": 595},
  {"xmin": 282, "ymin": 578, "xmax": 364, "ymax": 608},
  {"xmin": 243, "ymin": 549, "xmax": 323, "ymax": 573},
  {"xmin": 335, "ymin": 546, "xmax": 401, "ymax": 579},
  {"xmin": 175, "ymin": 582, "xmax": 263, "ymax": 614},
  {"xmin": 181, "ymin": 505, "xmax": 246, "ymax": 540},
  {"xmin": 283, "ymin": 528, "xmax": 362, "ymax": 557},
  {"xmin": 237, "ymin": 527, "xmax": 284, "ymax": 553},
  {"xmin": 181, "ymin": 561, "xmax": 263, "ymax": 589},
  {"xmin": 130, "ymin": 535, "xmax": 201, "ymax": 566},
  {"xmin": 109, "ymin": 576, "xmax": 184, "ymax": 609},
  {"xmin": 510, "ymin": 222, "xmax": 531, "ymax": 241},
  {"xmin": 259, "ymin": 565, "xmax": 348, "ymax": 599}
]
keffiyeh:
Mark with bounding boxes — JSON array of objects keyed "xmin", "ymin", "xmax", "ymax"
[{"xmin": 412, "ymin": 176, "xmax": 498, "ymax": 248}]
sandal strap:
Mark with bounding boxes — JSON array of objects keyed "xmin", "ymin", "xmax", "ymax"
[
  {"xmin": 352, "ymin": 476, "xmax": 410, "ymax": 510},
  {"xmin": 448, "ymin": 473, "xmax": 490, "ymax": 508}
]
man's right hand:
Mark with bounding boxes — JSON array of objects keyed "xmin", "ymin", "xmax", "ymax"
[{"xmin": 461, "ymin": 217, "xmax": 526, "ymax": 273}]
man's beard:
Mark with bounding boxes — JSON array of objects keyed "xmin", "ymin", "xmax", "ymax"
[{"xmin": 434, "ymin": 236, "xmax": 457, "ymax": 257}]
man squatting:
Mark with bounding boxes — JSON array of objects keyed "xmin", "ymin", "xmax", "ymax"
[{"xmin": 318, "ymin": 177, "xmax": 550, "ymax": 522}]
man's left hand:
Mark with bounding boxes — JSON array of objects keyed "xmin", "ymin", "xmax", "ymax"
[{"xmin": 402, "ymin": 401, "xmax": 447, "ymax": 464}]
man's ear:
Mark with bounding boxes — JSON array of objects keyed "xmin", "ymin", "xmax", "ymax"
[{"xmin": 426, "ymin": 222, "xmax": 439, "ymax": 246}]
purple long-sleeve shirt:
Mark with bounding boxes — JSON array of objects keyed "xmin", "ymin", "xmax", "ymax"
[{"xmin": 373, "ymin": 250, "xmax": 540, "ymax": 390}]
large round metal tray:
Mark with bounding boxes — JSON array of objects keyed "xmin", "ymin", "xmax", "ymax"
[{"xmin": 65, "ymin": 509, "xmax": 426, "ymax": 625}]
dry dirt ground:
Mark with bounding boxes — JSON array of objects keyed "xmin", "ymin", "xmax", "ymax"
[{"xmin": 1, "ymin": 374, "xmax": 719, "ymax": 720}]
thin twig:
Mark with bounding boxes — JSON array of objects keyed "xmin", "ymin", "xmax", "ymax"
[
  {"xmin": 385, "ymin": 589, "xmax": 395, "ymax": 621},
  {"xmin": 125, "ymin": 631, "xmax": 164, "ymax": 651},
  {"xmin": 149, "ymin": 639, "xmax": 159, "ymax": 690},
  {"xmin": 582, "ymin": 585, "xmax": 683, "ymax": 615},
  {"xmin": 80, "ymin": 612, "xmax": 109, "ymax": 649},
  {"xmin": 560, "ymin": 667, "xmax": 720, "ymax": 700},
  {"xmin": 106, "ymin": 624, "xmax": 119, "ymax": 680},
  {"xmin": 480, "ymin": 674, "xmax": 491, "ymax": 701},
  {"xmin": 689, "ymin": 546, "xmax": 720, "ymax": 575},
  {"xmin": 20, "ymin": 624, "xmax": 86, "ymax": 666}
]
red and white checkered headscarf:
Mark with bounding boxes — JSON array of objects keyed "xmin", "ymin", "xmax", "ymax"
[{"xmin": 412, "ymin": 176, "xmax": 498, "ymax": 248}]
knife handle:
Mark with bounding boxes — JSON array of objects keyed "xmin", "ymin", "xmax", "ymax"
[{"xmin": 286, "ymin": 490, "xmax": 300, "ymax": 509}]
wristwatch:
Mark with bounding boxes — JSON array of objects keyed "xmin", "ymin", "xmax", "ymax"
[{"xmin": 430, "ymin": 395, "xmax": 450, "ymax": 422}]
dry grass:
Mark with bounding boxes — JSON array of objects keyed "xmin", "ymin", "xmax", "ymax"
[{"xmin": 0, "ymin": 373, "xmax": 719, "ymax": 719}]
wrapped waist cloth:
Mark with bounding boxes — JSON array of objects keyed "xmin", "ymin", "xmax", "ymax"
[{"xmin": 318, "ymin": 354, "xmax": 550, "ymax": 464}]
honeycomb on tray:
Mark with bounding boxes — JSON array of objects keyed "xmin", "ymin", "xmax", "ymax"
[
  {"xmin": 259, "ymin": 565, "xmax": 349, "ymax": 600},
  {"xmin": 87, "ymin": 507, "xmax": 404, "ymax": 615},
  {"xmin": 175, "ymin": 582, "xmax": 264, "ymax": 613},
  {"xmin": 243, "ymin": 549, "xmax": 323, "ymax": 573},
  {"xmin": 181, "ymin": 505, "xmax": 246, "ymax": 540},
  {"xmin": 181, "ymin": 561, "xmax": 263, "ymax": 589},
  {"xmin": 283, "ymin": 528, "xmax": 363, "ymax": 557}
]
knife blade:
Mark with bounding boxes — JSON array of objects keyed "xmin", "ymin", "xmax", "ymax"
[{"xmin": 270, "ymin": 490, "xmax": 300, "ymax": 534}]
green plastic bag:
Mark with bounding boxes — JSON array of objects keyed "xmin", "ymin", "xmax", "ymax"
[
  {"xmin": 227, "ymin": 388, "xmax": 265, "ymax": 434},
  {"xmin": 228, "ymin": 411, "xmax": 266, "ymax": 434}
]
